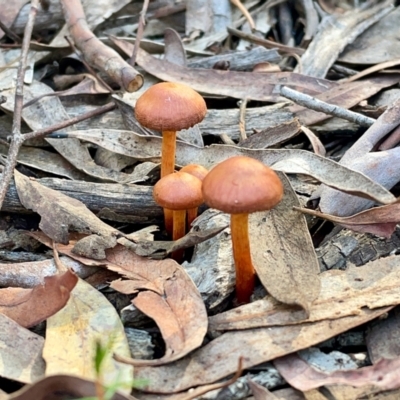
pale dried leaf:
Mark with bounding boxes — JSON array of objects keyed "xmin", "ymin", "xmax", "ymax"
[
  {"xmin": 340, "ymin": 7, "xmax": 400, "ymax": 64},
  {"xmin": 250, "ymin": 172, "xmax": 320, "ymax": 313},
  {"xmin": 43, "ymin": 278, "xmax": 133, "ymax": 392}
]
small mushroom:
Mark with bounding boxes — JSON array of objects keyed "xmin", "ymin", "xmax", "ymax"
[
  {"xmin": 153, "ymin": 171, "xmax": 203, "ymax": 261},
  {"xmin": 202, "ymin": 156, "xmax": 283, "ymax": 304},
  {"xmin": 180, "ymin": 164, "xmax": 208, "ymax": 228},
  {"xmin": 135, "ymin": 82, "xmax": 207, "ymax": 234}
]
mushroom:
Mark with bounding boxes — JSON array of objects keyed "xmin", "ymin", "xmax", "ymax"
[
  {"xmin": 202, "ymin": 156, "xmax": 283, "ymax": 304},
  {"xmin": 135, "ymin": 82, "xmax": 207, "ymax": 234},
  {"xmin": 180, "ymin": 164, "xmax": 208, "ymax": 228},
  {"xmin": 153, "ymin": 171, "xmax": 203, "ymax": 261}
]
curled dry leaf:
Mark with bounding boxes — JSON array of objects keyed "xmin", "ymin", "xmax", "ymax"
[
  {"xmin": 43, "ymin": 278, "xmax": 133, "ymax": 393},
  {"xmin": 250, "ymin": 172, "xmax": 320, "ymax": 314},
  {"xmin": 14, "ymin": 170, "xmax": 118, "ymax": 256},
  {"xmin": 319, "ymin": 97, "xmax": 400, "ymax": 216},
  {"xmin": 274, "ymin": 353, "xmax": 400, "ymax": 393},
  {"xmin": 107, "ymin": 245, "xmax": 207, "ymax": 366},
  {"xmin": 63, "ymin": 129, "xmax": 395, "ymax": 206},
  {"xmin": 0, "ymin": 269, "xmax": 78, "ymax": 328},
  {"xmin": 294, "ymin": 202, "xmax": 400, "ymax": 238}
]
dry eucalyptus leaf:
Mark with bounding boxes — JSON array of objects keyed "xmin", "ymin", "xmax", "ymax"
[
  {"xmin": 164, "ymin": 27, "xmax": 187, "ymax": 66},
  {"xmin": 107, "ymin": 245, "xmax": 207, "ymax": 366},
  {"xmin": 296, "ymin": 2, "xmax": 394, "ymax": 78},
  {"xmin": 319, "ymin": 97, "xmax": 400, "ymax": 216},
  {"xmin": 43, "ymin": 278, "xmax": 133, "ymax": 393},
  {"xmin": 319, "ymin": 148, "xmax": 400, "ymax": 217},
  {"xmin": 134, "ymin": 307, "xmax": 390, "ymax": 393},
  {"xmin": 340, "ymin": 7, "xmax": 400, "ymax": 64},
  {"xmin": 15, "ymin": 170, "xmax": 118, "ymax": 254},
  {"xmin": 0, "ymin": 143, "xmax": 86, "ymax": 180},
  {"xmin": 274, "ymin": 353, "xmax": 400, "ymax": 393},
  {"xmin": 111, "ymin": 38, "xmax": 337, "ymax": 101},
  {"xmin": 7, "ymin": 374, "xmax": 137, "ymax": 400},
  {"xmin": 0, "ymin": 313, "xmax": 45, "ymax": 384},
  {"xmin": 63, "ymin": 130, "xmax": 395, "ymax": 206},
  {"xmin": 209, "ymin": 255, "xmax": 400, "ymax": 332},
  {"xmin": 250, "ymin": 172, "xmax": 320, "ymax": 314},
  {"xmin": 295, "ymin": 202, "xmax": 400, "ymax": 239},
  {"xmin": 0, "ymin": 269, "xmax": 78, "ymax": 328}
]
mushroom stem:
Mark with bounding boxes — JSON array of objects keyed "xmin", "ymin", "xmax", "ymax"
[
  {"xmin": 172, "ymin": 209, "xmax": 186, "ymax": 261},
  {"xmin": 230, "ymin": 213, "xmax": 255, "ymax": 304},
  {"xmin": 161, "ymin": 130, "xmax": 177, "ymax": 177},
  {"xmin": 161, "ymin": 130, "xmax": 177, "ymax": 235}
]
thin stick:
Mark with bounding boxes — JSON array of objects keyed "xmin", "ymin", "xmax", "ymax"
[
  {"xmin": 228, "ymin": 27, "xmax": 305, "ymax": 55},
  {"xmin": 0, "ymin": 18, "xmax": 22, "ymax": 43},
  {"xmin": 280, "ymin": 86, "xmax": 376, "ymax": 127},
  {"xmin": 23, "ymin": 102, "xmax": 115, "ymax": 141},
  {"xmin": 230, "ymin": 0, "xmax": 255, "ymax": 30},
  {"xmin": 129, "ymin": 0, "xmax": 150, "ymax": 66},
  {"xmin": 0, "ymin": 101, "xmax": 115, "ymax": 209},
  {"xmin": 238, "ymin": 98, "xmax": 248, "ymax": 141},
  {"xmin": 0, "ymin": 0, "xmax": 40, "ymax": 210}
]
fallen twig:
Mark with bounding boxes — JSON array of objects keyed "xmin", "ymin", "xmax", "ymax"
[
  {"xmin": 0, "ymin": 101, "xmax": 116, "ymax": 210},
  {"xmin": 128, "ymin": 0, "xmax": 150, "ymax": 66},
  {"xmin": 0, "ymin": 0, "xmax": 40, "ymax": 209},
  {"xmin": 60, "ymin": 0, "xmax": 143, "ymax": 92},
  {"xmin": 280, "ymin": 86, "xmax": 376, "ymax": 127},
  {"xmin": 0, "ymin": 18, "xmax": 22, "ymax": 43},
  {"xmin": 230, "ymin": 0, "xmax": 255, "ymax": 30}
]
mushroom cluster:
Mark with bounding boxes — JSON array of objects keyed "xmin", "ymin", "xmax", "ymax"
[
  {"xmin": 135, "ymin": 83, "xmax": 284, "ymax": 304},
  {"xmin": 135, "ymin": 82, "xmax": 207, "ymax": 234}
]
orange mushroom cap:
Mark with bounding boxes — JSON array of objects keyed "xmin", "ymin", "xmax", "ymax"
[
  {"xmin": 153, "ymin": 171, "xmax": 203, "ymax": 210},
  {"xmin": 180, "ymin": 164, "xmax": 208, "ymax": 181},
  {"xmin": 202, "ymin": 156, "xmax": 283, "ymax": 214},
  {"xmin": 135, "ymin": 82, "xmax": 207, "ymax": 132}
]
